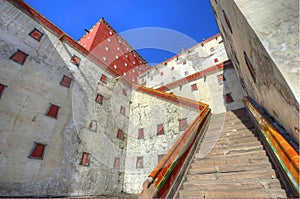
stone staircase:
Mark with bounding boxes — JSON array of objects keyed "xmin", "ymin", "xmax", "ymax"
[{"xmin": 178, "ymin": 108, "xmax": 288, "ymax": 198}]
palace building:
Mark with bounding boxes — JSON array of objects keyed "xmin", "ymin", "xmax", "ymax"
[{"xmin": 0, "ymin": 0, "xmax": 298, "ymax": 198}]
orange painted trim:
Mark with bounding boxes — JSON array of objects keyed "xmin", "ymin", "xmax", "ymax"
[
  {"xmin": 244, "ymin": 97, "xmax": 299, "ymax": 187},
  {"xmin": 148, "ymin": 107, "xmax": 210, "ymax": 189},
  {"xmin": 157, "ymin": 60, "xmax": 233, "ymax": 92},
  {"xmin": 133, "ymin": 85, "xmax": 208, "ymax": 111},
  {"xmin": 7, "ymin": 0, "xmax": 121, "ymax": 77}
]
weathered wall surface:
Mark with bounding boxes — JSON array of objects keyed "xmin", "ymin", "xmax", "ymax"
[
  {"xmin": 211, "ymin": 0, "xmax": 299, "ymax": 143},
  {"xmin": 123, "ymin": 90, "xmax": 199, "ymax": 193},
  {"xmin": 139, "ymin": 35, "xmax": 228, "ymax": 88},
  {"xmin": 0, "ymin": 0, "xmax": 130, "ymax": 196},
  {"xmin": 169, "ymin": 67, "xmax": 245, "ymax": 114}
]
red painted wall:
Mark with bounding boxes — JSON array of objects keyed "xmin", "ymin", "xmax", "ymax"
[{"xmin": 79, "ymin": 18, "xmax": 149, "ymax": 83}]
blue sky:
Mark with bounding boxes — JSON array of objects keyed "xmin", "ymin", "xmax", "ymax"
[{"xmin": 24, "ymin": 0, "xmax": 219, "ymax": 65}]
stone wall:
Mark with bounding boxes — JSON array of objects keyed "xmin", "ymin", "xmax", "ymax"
[
  {"xmin": 0, "ymin": 0, "xmax": 130, "ymax": 196},
  {"xmin": 211, "ymin": 0, "xmax": 299, "ymax": 143},
  {"xmin": 169, "ymin": 67, "xmax": 245, "ymax": 114},
  {"xmin": 139, "ymin": 35, "xmax": 228, "ymax": 88},
  {"xmin": 123, "ymin": 90, "xmax": 199, "ymax": 193}
]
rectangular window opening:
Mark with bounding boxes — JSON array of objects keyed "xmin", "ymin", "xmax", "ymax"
[
  {"xmin": 191, "ymin": 84, "xmax": 198, "ymax": 91},
  {"xmin": 100, "ymin": 74, "xmax": 107, "ymax": 84},
  {"xmin": 122, "ymin": 88, "xmax": 127, "ymax": 96},
  {"xmin": 225, "ymin": 93, "xmax": 234, "ymax": 104},
  {"xmin": 136, "ymin": 156, "xmax": 143, "ymax": 168},
  {"xmin": 117, "ymin": 129, "xmax": 123, "ymax": 139},
  {"xmin": 10, "ymin": 49, "xmax": 28, "ymax": 65},
  {"xmin": 71, "ymin": 55, "xmax": 80, "ymax": 66},
  {"xmin": 114, "ymin": 157, "xmax": 120, "ymax": 169},
  {"xmin": 29, "ymin": 28, "xmax": 44, "ymax": 41},
  {"xmin": 138, "ymin": 128, "xmax": 144, "ymax": 139},
  {"xmin": 157, "ymin": 124, "xmax": 164, "ymax": 135},
  {"xmin": 28, "ymin": 142, "xmax": 46, "ymax": 160},
  {"xmin": 120, "ymin": 106, "xmax": 125, "ymax": 115},
  {"xmin": 80, "ymin": 152, "xmax": 90, "ymax": 166},
  {"xmin": 88, "ymin": 120, "xmax": 97, "ymax": 131},
  {"xmin": 179, "ymin": 118, "xmax": 188, "ymax": 131},
  {"xmin": 60, "ymin": 75, "xmax": 72, "ymax": 88},
  {"xmin": 95, "ymin": 94, "xmax": 103, "ymax": 104},
  {"xmin": 46, "ymin": 104, "xmax": 60, "ymax": 119}
]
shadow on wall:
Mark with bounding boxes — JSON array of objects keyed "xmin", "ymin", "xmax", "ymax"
[{"xmin": 0, "ymin": 16, "xmax": 80, "ymax": 195}]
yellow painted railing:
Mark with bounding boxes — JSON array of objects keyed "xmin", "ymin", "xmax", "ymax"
[{"xmin": 244, "ymin": 97, "xmax": 299, "ymax": 195}]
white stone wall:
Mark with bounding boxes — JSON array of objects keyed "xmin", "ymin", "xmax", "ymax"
[
  {"xmin": 169, "ymin": 68, "xmax": 245, "ymax": 114},
  {"xmin": 212, "ymin": 0, "xmax": 299, "ymax": 143},
  {"xmin": 139, "ymin": 35, "xmax": 228, "ymax": 88},
  {"xmin": 0, "ymin": 0, "xmax": 131, "ymax": 196},
  {"xmin": 123, "ymin": 90, "xmax": 198, "ymax": 193}
]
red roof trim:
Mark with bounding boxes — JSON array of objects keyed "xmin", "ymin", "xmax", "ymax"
[{"xmin": 7, "ymin": 0, "xmax": 121, "ymax": 77}]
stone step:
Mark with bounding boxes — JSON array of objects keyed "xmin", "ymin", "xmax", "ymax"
[
  {"xmin": 206, "ymin": 144, "xmax": 264, "ymax": 156},
  {"xmin": 185, "ymin": 169, "xmax": 277, "ymax": 182},
  {"xmin": 223, "ymin": 125, "xmax": 255, "ymax": 132},
  {"xmin": 194, "ymin": 150, "xmax": 268, "ymax": 163},
  {"xmin": 216, "ymin": 134, "xmax": 259, "ymax": 144},
  {"xmin": 181, "ymin": 178, "xmax": 283, "ymax": 191},
  {"xmin": 188, "ymin": 161, "xmax": 273, "ymax": 175},
  {"xmin": 178, "ymin": 189, "xmax": 287, "ymax": 198},
  {"xmin": 218, "ymin": 130, "xmax": 257, "ymax": 139},
  {"xmin": 213, "ymin": 139, "xmax": 261, "ymax": 149}
]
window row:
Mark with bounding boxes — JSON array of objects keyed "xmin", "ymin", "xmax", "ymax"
[
  {"xmin": 28, "ymin": 141, "xmax": 166, "ymax": 169},
  {"xmin": 137, "ymin": 118, "xmax": 188, "ymax": 139}
]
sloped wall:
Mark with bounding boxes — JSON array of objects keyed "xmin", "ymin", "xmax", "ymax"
[
  {"xmin": 211, "ymin": 0, "xmax": 299, "ymax": 143},
  {"xmin": 124, "ymin": 90, "xmax": 199, "ymax": 193}
]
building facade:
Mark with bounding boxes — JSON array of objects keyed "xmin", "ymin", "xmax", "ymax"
[
  {"xmin": 2, "ymin": 0, "xmax": 297, "ymax": 197},
  {"xmin": 210, "ymin": 0, "xmax": 299, "ymax": 143}
]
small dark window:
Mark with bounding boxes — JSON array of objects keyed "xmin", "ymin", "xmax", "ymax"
[
  {"xmin": 214, "ymin": 58, "xmax": 219, "ymax": 63},
  {"xmin": 117, "ymin": 129, "xmax": 123, "ymax": 139},
  {"xmin": 28, "ymin": 142, "xmax": 46, "ymax": 160},
  {"xmin": 160, "ymin": 72, "xmax": 163, "ymax": 76},
  {"xmin": 100, "ymin": 74, "xmax": 107, "ymax": 84},
  {"xmin": 122, "ymin": 88, "xmax": 127, "ymax": 96},
  {"xmin": 0, "ymin": 83, "xmax": 7, "ymax": 98},
  {"xmin": 46, "ymin": 104, "xmax": 60, "ymax": 119},
  {"xmin": 243, "ymin": 51, "xmax": 256, "ymax": 82},
  {"xmin": 88, "ymin": 120, "xmax": 97, "ymax": 131},
  {"xmin": 60, "ymin": 75, "xmax": 72, "ymax": 88},
  {"xmin": 136, "ymin": 156, "xmax": 143, "ymax": 168},
  {"xmin": 95, "ymin": 94, "xmax": 103, "ymax": 104},
  {"xmin": 210, "ymin": 47, "xmax": 215, "ymax": 52},
  {"xmin": 183, "ymin": 60, "xmax": 187, "ymax": 65},
  {"xmin": 191, "ymin": 84, "xmax": 198, "ymax": 91},
  {"xmin": 223, "ymin": 10, "xmax": 233, "ymax": 33},
  {"xmin": 225, "ymin": 93, "xmax": 234, "ymax": 104},
  {"xmin": 70, "ymin": 55, "xmax": 80, "ymax": 66},
  {"xmin": 179, "ymin": 118, "xmax": 188, "ymax": 131},
  {"xmin": 158, "ymin": 154, "xmax": 165, "ymax": 163},
  {"xmin": 10, "ymin": 49, "xmax": 28, "ymax": 65},
  {"xmin": 80, "ymin": 152, "xmax": 90, "ymax": 166},
  {"xmin": 138, "ymin": 128, "xmax": 144, "ymax": 139},
  {"xmin": 157, "ymin": 124, "xmax": 164, "ymax": 135},
  {"xmin": 171, "ymin": 66, "xmax": 174, "ymax": 71},
  {"xmin": 29, "ymin": 28, "xmax": 43, "ymax": 41},
  {"xmin": 217, "ymin": 74, "xmax": 225, "ymax": 84},
  {"xmin": 120, "ymin": 106, "xmax": 125, "ymax": 115},
  {"xmin": 114, "ymin": 157, "xmax": 120, "ymax": 169},
  {"xmin": 185, "ymin": 71, "xmax": 189, "ymax": 76}
]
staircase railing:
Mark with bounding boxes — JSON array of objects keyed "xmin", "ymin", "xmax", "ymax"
[
  {"xmin": 244, "ymin": 96, "xmax": 299, "ymax": 197},
  {"xmin": 139, "ymin": 104, "xmax": 211, "ymax": 198}
]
